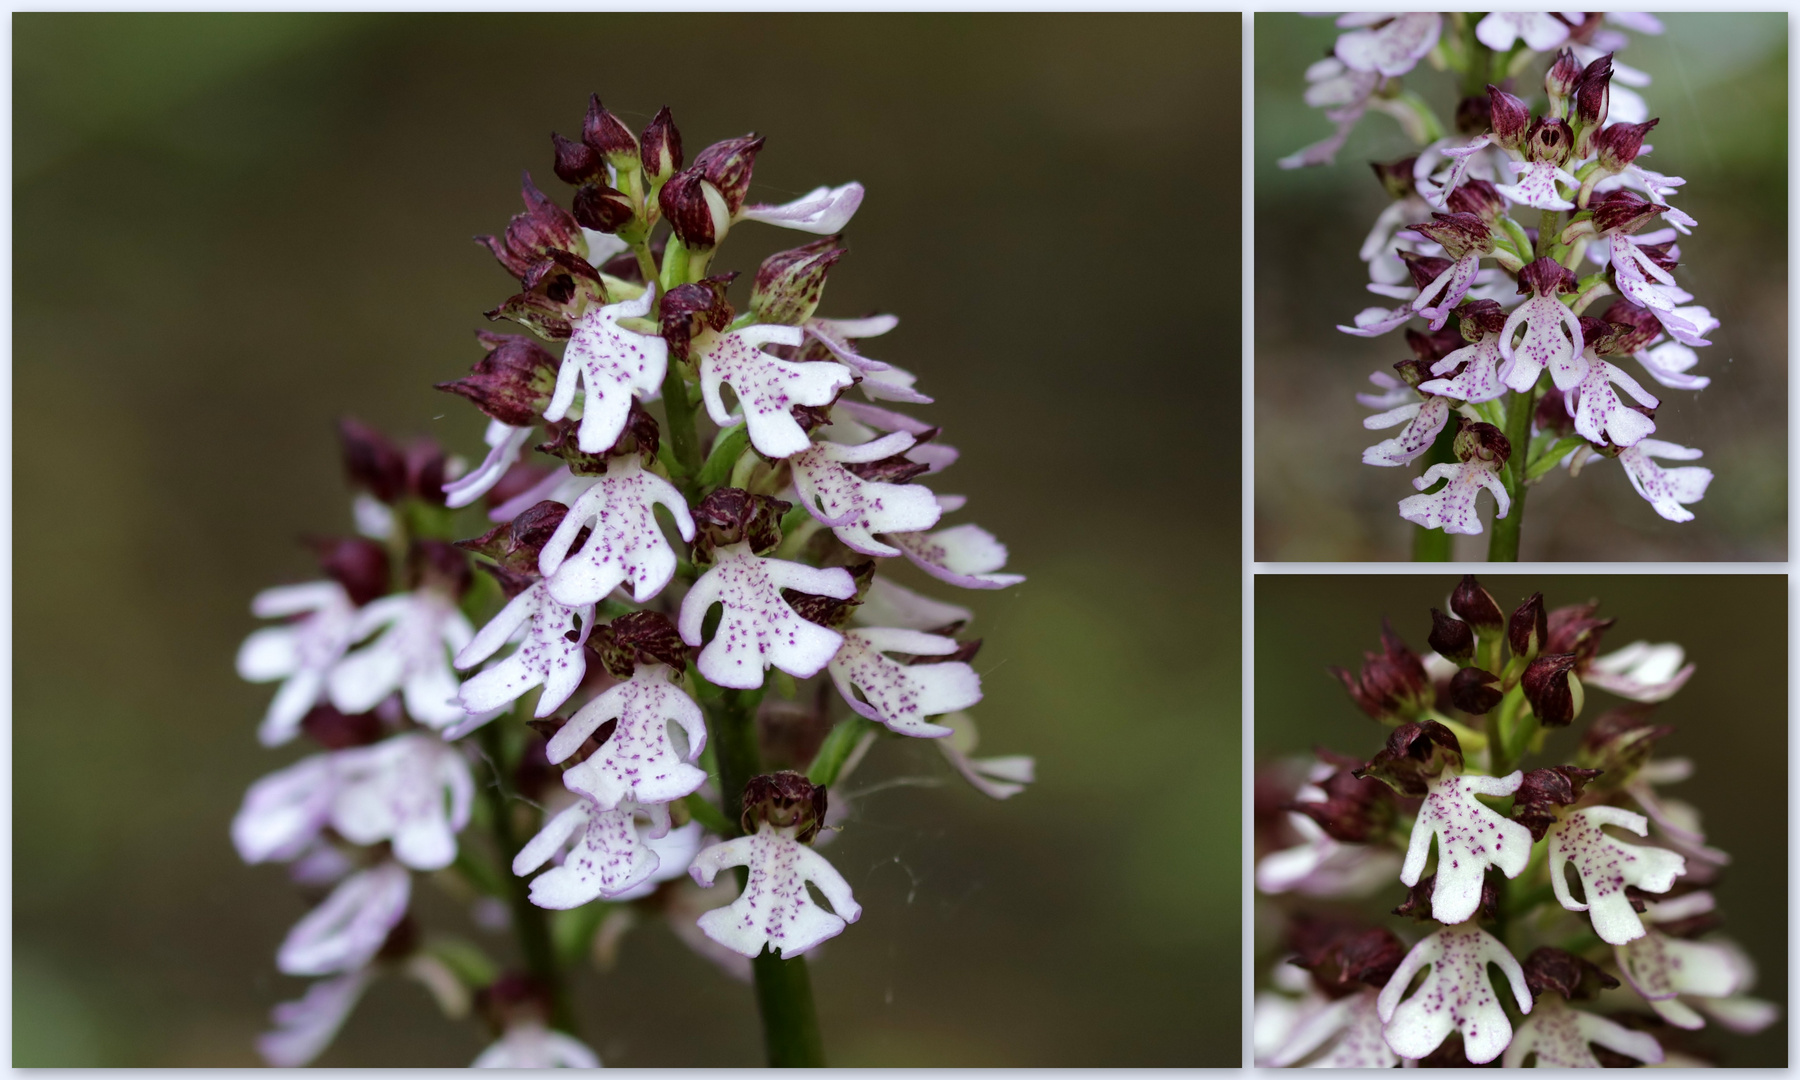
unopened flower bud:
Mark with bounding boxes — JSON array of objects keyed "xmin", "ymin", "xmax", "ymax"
[
  {"xmin": 1545, "ymin": 49, "xmax": 1583, "ymax": 115},
  {"xmin": 1487, "ymin": 85, "xmax": 1531, "ymax": 149},
  {"xmin": 741, "ymin": 770, "xmax": 827, "ymax": 843},
  {"xmin": 435, "ymin": 332, "xmax": 560, "ymax": 427},
  {"xmin": 1452, "ymin": 418, "xmax": 1510, "ymax": 466},
  {"xmin": 1370, "ymin": 156, "xmax": 1420, "ymax": 201},
  {"xmin": 1428, "ymin": 608, "xmax": 1474, "ymax": 663},
  {"xmin": 1405, "ymin": 325, "xmax": 1466, "ymax": 364},
  {"xmin": 1328, "ymin": 619, "xmax": 1432, "ymax": 723},
  {"xmin": 1454, "ymin": 299, "xmax": 1508, "ymax": 342},
  {"xmin": 1412, "ymin": 212, "xmax": 1494, "ymax": 260},
  {"xmin": 581, "ymin": 94, "xmax": 640, "ymax": 168},
  {"xmin": 1449, "ymin": 666, "xmax": 1504, "ymax": 714},
  {"xmin": 1354, "ymin": 720, "xmax": 1463, "ymax": 797},
  {"xmin": 339, "ymin": 417, "xmax": 407, "ymax": 504},
  {"xmin": 410, "ymin": 539, "xmax": 473, "ymax": 598},
  {"xmin": 1510, "ymin": 765, "xmax": 1603, "ymax": 841},
  {"xmin": 1509, "ymin": 591, "xmax": 1548, "ymax": 661},
  {"xmin": 477, "ymin": 174, "xmax": 584, "ymax": 282},
  {"xmin": 1445, "ymin": 178, "xmax": 1505, "ymax": 223},
  {"xmin": 571, "ymin": 182, "xmax": 636, "ymax": 234},
  {"xmin": 693, "ymin": 134, "xmax": 765, "ymax": 215},
  {"xmin": 1450, "ymin": 574, "xmax": 1505, "ymax": 632},
  {"xmin": 1454, "ymin": 93, "xmax": 1492, "ymax": 136},
  {"xmin": 658, "ymin": 169, "xmax": 732, "ymax": 249},
  {"xmin": 1522, "ymin": 652, "xmax": 1583, "ymax": 726},
  {"xmin": 1572, "ymin": 53, "xmax": 1613, "ymax": 130},
  {"xmin": 1525, "ymin": 116, "xmax": 1573, "ymax": 165},
  {"xmin": 1521, "ymin": 945, "xmax": 1620, "ymax": 1001},
  {"xmin": 1595, "ymin": 118, "xmax": 1658, "ymax": 173},
  {"xmin": 1287, "ymin": 915, "xmax": 1407, "ymax": 995},
  {"xmin": 639, "ymin": 107, "xmax": 682, "ymax": 184},
  {"xmin": 750, "ymin": 237, "xmax": 847, "ymax": 326},
  {"xmin": 551, "ymin": 132, "xmax": 605, "ymax": 186}
]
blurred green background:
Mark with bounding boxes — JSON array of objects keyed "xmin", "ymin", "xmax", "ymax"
[
  {"xmin": 1254, "ymin": 14, "xmax": 1787, "ymax": 561},
  {"xmin": 1255, "ymin": 574, "xmax": 1786, "ymax": 1066},
  {"xmin": 13, "ymin": 13, "xmax": 1241, "ymax": 1067}
]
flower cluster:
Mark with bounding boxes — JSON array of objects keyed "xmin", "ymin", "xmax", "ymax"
[
  {"xmin": 1255, "ymin": 576, "xmax": 1777, "ymax": 1067},
  {"xmin": 234, "ymin": 95, "xmax": 1030, "ymax": 1066},
  {"xmin": 1285, "ymin": 13, "xmax": 1715, "ymax": 552}
]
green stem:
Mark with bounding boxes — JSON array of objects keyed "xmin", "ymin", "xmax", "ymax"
[
  {"xmin": 1487, "ymin": 387, "xmax": 1536, "ymax": 562},
  {"xmin": 704, "ymin": 681, "xmax": 828, "ymax": 1067},
  {"xmin": 659, "ymin": 363, "xmax": 704, "ymax": 484},
  {"xmin": 1411, "ymin": 422, "xmax": 1459, "ymax": 562},
  {"xmin": 476, "ymin": 724, "xmax": 577, "ymax": 1035}
]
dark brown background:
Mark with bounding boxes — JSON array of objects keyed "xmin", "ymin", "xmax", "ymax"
[
  {"xmin": 1254, "ymin": 14, "xmax": 1788, "ymax": 561},
  {"xmin": 1255, "ymin": 574, "xmax": 1787, "ymax": 1066},
  {"xmin": 14, "ymin": 13, "xmax": 1241, "ymax": 1066}
]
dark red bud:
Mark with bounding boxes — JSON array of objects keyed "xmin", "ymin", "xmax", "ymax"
[
  {"xmin": 338, "ymin": 417, "xmax": 407, "ymax": 504},
  {"xmin": 1449, "ymin": 666, "xmax": 1504, "ymax": 714},
  {"xmin": 639, "ymin": 107, "xmax": 683, "ymax": 183},
  {"xmin": 571, "ymin": 182, "xmax": 636, "ymax": 234},
  {"xmin": 456, "ymin": 500, "xmax": 570, "ymax": 574},
  {"xmin": 1445, "ymin": 178, "xmax": 1506, "ymax": 223},
  {"xmin": 1452, "ymin": 417, "xmax": 1510, "ymax": 465},
  {"xmin": 1369, "ymin": 156, "xmax": 1419, "ymax": 201},
  {"xmin": 1546, "ymin": 49, "xmax": 1583, "ymax": 103},
  {"xmin": 1412, "ymin": 212, "xmax": 1493, "ymax": 260},
  {"xmin": 1596, "ymin": 118, "xmax": 1658, "ymax": 172},
  {"xmin": 1427, "ymin": 608, "xmax": 1474, "ymax": 663},
  {"xmin": 551, "ymin": 132, "xmax": 605, "ymax": 186},
  {"xmin": 1450, "ymin": 575, "xmax": 1505, "ymax": 631},
  {"xmin": 693, "ymin": 133, "xmax": 765, "ymax": 215},
  {"xmin": 1546, "ymin": 602, "xmax": 1615, "ymax": 666},
  {"xmin": 1454, "ymin": 299, "xmax": 1509, "ymax": 341},
  {"xmin": 1328, "ymin": 618, "xmax": 1432, "ymax": 723},
  {"xmin": 659, "ymin": 275, "xmax": 736, "ymax": 361},
  {"xmin": 1511, "ymin": 765, "xmax": 1604, "ymax": 840},
  {"xmin": 1600, "ymin": 298, "xmax": 1663, "ymax": 355},
  {"xmin": 435, "ymin": 333, "xmax": 560, "ymax": 427},
  {"xmin": 1354, "ymin": 720, "xmax": 1464, "ymax": 797},
  {"xmin": 300, "ymin": 704, "xmax": 384, "ymax": 750},
  {"xmin": 1589, "ymin": 189, "xmax": 1662, "ymax": 236},
  {"xmin": 410, "ymin": 539, "xmax": 472, "ymax": 598},
  {"xmin": 1509, "ymin": 592, "xmax": 1548, "ymax": 661},
  {"xmin": 1398, "ymin": 250, "xmax": 1454, "ymax": 291},
  {"xmin": 1576, "ymin": 704, "xmax": 1675, "ymax": 783},
  {"xmin": 581, "ymin": 94, "xmax": 640, "ymax": 164},
  {"xmin": 1573, "ymin": 53, "xmax": 1613, "ymax": 128},
  {"xmin": 1404, "ymin": 325, "xmax": 1466, "ymax": 365},
  {"xmin": 1521, "ymin": 946, "xmax": 1619, "ymax": 1001},
  {"xmin": 751, "ymin": 237, "xmax": 847, "ymax": 326},
  {"xmin": 309, "ymin": 537, "xmax": 391, "ymax": 607},
  {"xmin": 658, "ymin": 169, "xmax": 730, "ymax": 248}
]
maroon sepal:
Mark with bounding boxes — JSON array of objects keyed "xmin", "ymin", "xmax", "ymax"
[
  {"xmin": 1445, "ymin": 178, "xmax": 1506, "ymax": 223},
  {"xmin": 1411, "ymin": 212, "xmax": 1494, "ymax": 259},
  {"xmin": 658, "ymin": 168, "xmax": 729, "ymax": 248},
  {"xmin": 435, "ymin": 332, "xmax": 559, "ymax": 427},
  {"xmin": 693, "ymin": 134, "xmax": 765, "ymax": 215},
  {"xmin": 1370, "ymin": 156, "xmax": 1419, "ymax": 201},
  {"xmin": 1354, "ymin": 720, "xmax": 1463, "ymax": 797},
  {"xmin": 476, "ymin": 173, "xmax": 584, "ymax": 283},
  {"xmin": 456, "ymin": 500, "xmax": 571, "ymax": 575},
  {"xmin": 409, "ymin": 539, "xmax": 473, "ymax": 599},
  {"xmin": 1518, "ymin": 256, "xmax": 1578, "ymax": 298},
  {"xmin": 307, "ymin": 537, "xmax": 392, "ymax": 607},
  {"xmin": 1289, "ymin": 751, "xmax": 1397, "ymax": 843},
  {"xmin": 1546, "ymin": 601, "xmax": 1615, "ymax": 666},
  {"xmin": 1521, "ymin": 652, "xmax": 1581, "ymax": 727},
  {"xmin": 1572, "ymin": 52, "xmax": 1613, "ymax": 129},
  {"xmin": 338, "ymin": 417, "xmax": 407, "ymax": 503},
  {"xmin": 1545, "ymin": 48, "xmax": 1583, "ymax": 104},
  {"xmin": 1399, "ymin": 250, "xmax": 1454, "ymax": 291},
  {"xmin": 741, "ymin": 770, "xmax": 827, "ymax": 844},
  {"xmin": 1511, "ymin": 765, "xmax": 1603, "ymax": 840},
  {"xmin": 1598, "ymin": 298, "xmax": 1663, "ymax": 355},
  {"xmin": 571, "ymin": 181, "xmax": 636, "ymax": 234},
  {"xmin": 1574, "ymin": 704, "xmax": 1674, "ymax": 783},
  {"xmin": 1589, "ymin": 189, "xmax": 1663, "ymax": 236},
  {"xmin": 1487, "ymin": 84, "xmax": 1530, "ymax": 148},
  {"xmin": 1327, "ymin": 618, "xmax": 1432, "ymax": 723},
  {"xmin": 660, "ymin": 274, "xmax": 737, "ymax": 361},
  {"xmin": 300, "ymin": 704, "xmax": 385, "ymax": 750},
  {"xmin": 1405, "ymin": 325, "xmax": 1466, "ymax": 364},
  {"xmin": 845, "ymin": 434, "xmax": 934, "ymax": 484},
  {"xmin": 1595, "ymin": 118, "xmax": 1658, "ymax": 173},
  {"xmin": 692, "ymin": 488, "xmax": 791, "ymax": 564},
  {"xmin": 1452, "ymin": 417, "xmax": 1510, "ymax": 466},
  {"xmin": 1454, "ymin": 299, "xmax": 1508, "ymax": 341},
  {"xmin": 1524, "ymin": 116, "xmax": 1573, "ymax": 166},
  {"xmin": 1521, "ymin": 946, "xmax": 1619, "ymax": 1001},
  {"xmin": 589, "ymin": 610, "xmax": 689, "ymax": 679},
  {"xmin": 786, "ymin": 561, "xmax": 876, "ymax": 630},
  {"xmin": 1287, "ymin": 914, "xmax": 1408, "ymax": 998}
]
